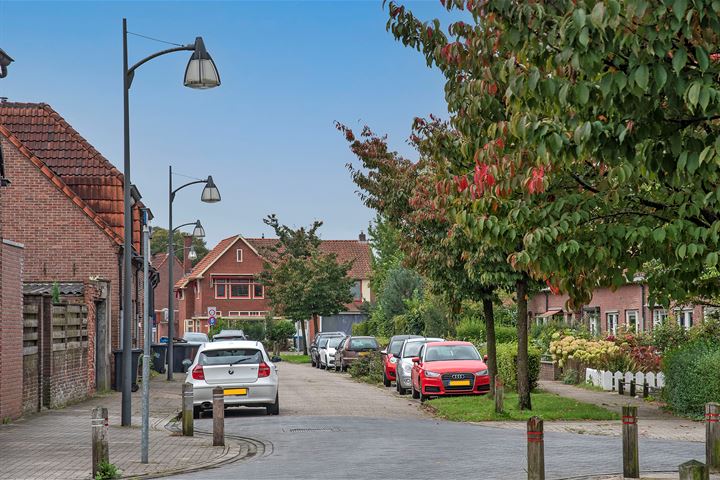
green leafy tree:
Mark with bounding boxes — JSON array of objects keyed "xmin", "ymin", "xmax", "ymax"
[
  {"xmin": 267, "ymin": 319, "xmax": 297, "ymax": 356},
  {"xmin": 259, "ymin": 215, "xmax": 354, "ymax": 354},
  {"xmin": 150, "ymin": 227, "xmax": 208, "ymax": 265},
  {"xmin": 368, "ymin": 214, "xmax": 404, "ymax": 296}
]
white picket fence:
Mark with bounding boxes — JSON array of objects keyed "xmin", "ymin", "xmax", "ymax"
[{"xmin": 585, "ymin": 368, "xmax": 665, "ymax": 392}]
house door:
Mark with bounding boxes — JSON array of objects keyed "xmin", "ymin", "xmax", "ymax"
[{"xmin": 95, "ymin": 298, "xmax": 110, "ymax": 391}]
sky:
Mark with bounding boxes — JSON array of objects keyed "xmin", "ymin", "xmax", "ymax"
[{"xmin": 0, "ymin": 0, "xmax": 453, "ymax": 247}]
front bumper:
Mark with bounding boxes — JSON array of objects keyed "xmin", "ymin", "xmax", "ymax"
[
  {"xmin": 385, "ymin": 363, "xmax": 397, "ymax": 380},
  {"xmin": 421, "ymin": 374, "xmax": 490, "ymax": 396},
  {"xmin": 191, "ymin": 381, "xmax": 278, "ymax": 407},
  {"xmin": 397, "ymin": 369, "xmax": 413, "ymax": 388}
]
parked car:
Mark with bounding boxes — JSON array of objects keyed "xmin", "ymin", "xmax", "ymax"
[
  {"xmin": 334, "ymin": 336, "xmax": 380, "ymax": 371},
  {"xmin": 410, "ymin": 341, "xmax": 490, "ymax": 402},
  {"xmin": 381, "ymin": 335, "xmax": 422, "ymax": 387},
  {"xmin": 395, "ymin": 337, "xmax": 443, "ymax": 395},
  {"xmin": 212, "ymin": 329, "xmax": 246, "ymax": 341},
  {"xmin": 183, "ymin": 332, "xmax": 209, "ymax": 343},
  {"xmin": 310, "ymin": 332, "xmax": 345, "ymax": 367},
  {"xmin": 318, "ymin": 335, "xmax": 345, "ymax": 370},
  {"xmin": 185, "ymin": 340, "xmax": 279, "ymax": 418}
]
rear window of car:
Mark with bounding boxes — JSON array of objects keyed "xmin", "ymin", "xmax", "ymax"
[
  {"xmin": 327, "ymin": 337, "xmax": 343, "ymax": 348},
  {"xmin": 425, "ymin": 345, "xmax": 480, "ymax": 362},
  {"xmin": 318, "ymin": 338, "xmax": 329, "ymax": 348},
  {"xmin": 388, "ymin": 340, "xmax": 405, "ymax": 356},
  {"xmin": 199, "ymin": 348, "xmax": 262, "ymax": 366},
  {"xmin": 349, "ymin": 338, "xmax": 378, "ymax": 351}
]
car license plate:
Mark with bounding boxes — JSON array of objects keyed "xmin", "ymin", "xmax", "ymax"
[
  {"xmin": 224, "ymin": 388, "xmax": 247, "ymax": 396},
  {"xmin": 449, "ymin": 380, "xmax": 471, "ymax": 387}
]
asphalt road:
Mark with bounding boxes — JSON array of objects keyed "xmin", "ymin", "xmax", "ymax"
[{"xmin": 172, "ymin": 362, "xmax": 706, "ymax": 480}]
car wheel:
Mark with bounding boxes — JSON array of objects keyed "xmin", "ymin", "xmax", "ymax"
[
  {"xmin": 266, "ymin": 392, "xmax": 280, "ymax": 415},
  {"xmin": 419, "ymin": 381, "xmax": 428, "ymax": 403},
  {"xmin": 311, "ymin": 358, "xmax": 316, "ymax": 367},
  {"xmin": 398, "ymin": 381, "xmax": 407, "ymax": 395},
  {"xmin": 193, "ymin": 406, "xmax": 202, "ymax": 419},
  {"xmin": 383, "ymin": 373, "xmax": 391, "ymax": 387},
  {"xmin": 411, "ymin": 382, "xmax": 420, "ymax": 399}
]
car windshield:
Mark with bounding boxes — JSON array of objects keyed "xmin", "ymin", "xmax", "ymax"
[
  {"xmin": 425, "ymin": 345, "xmax": 480, "ymax": 362},
  {"xmin": 388, "ymin": 340, "xmax": 405, "ymax": 356},
  {"xmin": 327, "ymin": 337, "xmax": 343, "ymax": 348},
  {"xmin": 348, "ymin": 338, "xmax": 378, "ymax": 351},
  {"xmin": 319, "ymin": 338, "xmax": 329, "ymax": 348},
  {"xmin": 199, "ymin": 348, "xmax": 262, "ymax": 366}
]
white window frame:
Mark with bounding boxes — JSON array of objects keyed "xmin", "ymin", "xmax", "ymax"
[
  {"xmin": 185, "ymin": 319, "xmax": 194, "ymax": 333},
  {"xmin": 675, "ymin": 309, "xmax": 693, "ymax": 330},
  {"xmin": 228, "ymin": 311, "xmax": 241, "ymax": 317},
  {"xmin": 607, "ymin": 312, "xmax": 619, "ymax": 335},
  {"xmin": 236, "ymin": 249, "xmax": 243, "ymax": 262},
  {"xmin": 625, "ymin": 310, "xmax": 639, "ymax": 332},
  {"xmin": 652, "ymin": 309, "xmax": 668, "ymax": 327}
]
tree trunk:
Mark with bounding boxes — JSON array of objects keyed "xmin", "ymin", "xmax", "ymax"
[
  {"xmin": 312, "ymin": 313, "xmax": 319, "ymax": 338},
  {"xmin": 483, "ymin": 297, "xmax": 498, "ymax": 398},
  {"xmin": 300, "ymin": 319, "xmax": 309, "ymax": 355},
  {"xmin": 516, "ymin": 277, "xmax": 532, "ymax": 410}
]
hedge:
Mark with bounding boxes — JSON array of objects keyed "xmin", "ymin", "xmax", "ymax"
[
  {"xmin": 663, "ymin": 339, "xmax": 720, "ymax": 417},
  {"xmin": 455, "ymin": 322, "xmax": 517, "ymax": 344},
  {"xmin": 496, "ymin": 342, "xmax": 541, "ymax": 391}
]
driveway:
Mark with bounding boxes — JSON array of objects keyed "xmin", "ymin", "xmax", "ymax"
[{"xmin": 173, "ymin": 362, "xmax": 708, "ymax": 480}]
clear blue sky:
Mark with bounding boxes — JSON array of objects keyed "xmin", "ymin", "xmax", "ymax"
[{"xmin": 0, "ymin": 1, "xmax": 452, "ymax": 246}]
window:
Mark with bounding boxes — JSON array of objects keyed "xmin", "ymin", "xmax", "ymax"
[
  {"xmin": 214, "ymin": 277, "xmax": 263, "ymax": 299},
  {"xmin": 653, "ymin": 309, "xmax": 668, "ymax": 327},
  {"xmin": 350, "ymin": 280, "xmax": 362, "ymax": 301},
  {"xmin": 607, "ymin": 312, "xmax": 619, "ymax": 335},
  {"xmin": 228, "ymin": 311, "xmax": 241, "ymax": 317},
  {"xmin": 676, "ymin": 309, "xmax": 693, "ymax": 330},
  {"xmin": 177, "ymin": 289, "xmax": 184, "ymax": 300},
  {"xmin": 185, "ymin": 320, "xmax": 194, "ymax": 333},
  {"xmin": 253, "ymin": 284, "xmax": 264, "ymax": 299},
  {"xmin": 584, "ymin": 307, "xmax": 600, "ymax": 336},
  {"xmin": 215, "ymin": 281, "xmax": 227, "ymax": 299},
  {"xmin": 236, "ymin": 249, "xmax": 243, "ymax": 262},
  {"xmin": 626, "ymin": 310, "xmax": 639, "ymax": 332},
  {"xmin": 231, "ymin": 279, "xmax": 251, "ymax": 298}
]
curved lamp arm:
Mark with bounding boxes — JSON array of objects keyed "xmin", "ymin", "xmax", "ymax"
[
  {"xmin": 171, "ymin": 221, "xmax": 198, "ymax": 233},
  {"xmin": 171, "ymin": 178, "xmax": 207, "ymax": 202},
  {"xmin": 127, "ymin": 45, "xmax": 194, "ymax": 88}
]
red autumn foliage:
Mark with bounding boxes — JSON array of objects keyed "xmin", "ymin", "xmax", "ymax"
[
  {"xmin": 454, "ymin": 175, "xmax": 469, "ymax": 192},
  {"xmin": 526, "ymin": 166, "xmax": 545, "ymax": 194}
]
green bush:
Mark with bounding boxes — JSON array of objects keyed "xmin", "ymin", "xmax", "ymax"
[
  {"xmin": 348, "ymin": 351, "xmax": 384, "ymax": 384},
  {"xmin": 95, "ymin": 461, "xmax": 119, "ymax": 480},
  {"xmin": 495, "ymin": 325, "xmax": 518, "ymax": 344},
  {"xmin": 209, "ymin": 318, "xmax": 266, "ymax": 341},
  {"xmin": 562, "ymin": 369, "xmax": 579, "ymax": 385},
  {"xmin": 651, "ymin": 318, "xmax": 688, "ymax": 353},
  {"xmin": 456, "ymin": 319, "xmax": 485, "ymax": 342},
  {"xmin": 495, "ymin": 342, "xmax": 541, "ymax": 391},
  {"xmin": 663, "ymin": 339, "xmax": 720, "ymax": 417},
  {"xmin": 352, "ymin": 321, "xmax": 370, "ymax": 336}
]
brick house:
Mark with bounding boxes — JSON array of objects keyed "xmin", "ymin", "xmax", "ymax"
[
  {"xmin": 174, "ymin": 234, "xmax": 372, "ymax": 341},
  {"xmin": 0, "ymin": 101, "xmax": 148, "ymax": 416},
  {"xmin": 528, "ymin": 283, "xmax": 705, "ymax": 336},
  {"xmin": 151, "ymin": 250, "xmax": 183, "ymax": 341}
]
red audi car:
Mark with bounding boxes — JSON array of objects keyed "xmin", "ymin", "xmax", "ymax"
[
  {"xmin": 381, "ymin": 334, "xmax": 422, "ymax": 387},
  {"xmin": 410, "ymin": 341, "xmax": 490, "ymax": 401}
]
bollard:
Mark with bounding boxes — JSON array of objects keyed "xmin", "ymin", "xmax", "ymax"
[
  {"xmin": 707, "ymin": 402, "xmax": 720, "ymax": 472},
  {"xmin": 679, "ymin": 459, "xmax": 709, "ymax": 480},
  {"xmin": 629, "ymin": 379, "xmax": 636, "ymax": 397},
  {"xmin": 527, "ymin": 416, "xmax": 545, "ymax": 480},
  {"xmin": 212, "ymin": 387, "xmax": 225, "ymax": 447},
  {"xmin": 91, "ymin": 407, "xmax": 109, "ymax": 478},
  {"xmin": 182, "ymin": 382, "xmax": 194, "ymax": 437},
  {"xmin": 622, "ymin": 405, "xmax": 639, "ymax": 478},
  {"xmin": 495, "ymin": 376, "xmax": 504, "ymax": 414}
]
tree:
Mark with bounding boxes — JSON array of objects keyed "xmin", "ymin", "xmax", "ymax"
[
  {"xmin": 150, "ymin": 227, "xmax": 208, "ymax": 265},
  {"xmin": 367, "ymin": 214, "xmax": 404, "ymax": 296},
  {"xmin": 267, "ymin": 319, "xmax": 296, "ymax": 356},
  {"xmin": 259, "ymin": 215, "xmax": 354, "ymax": 354}
]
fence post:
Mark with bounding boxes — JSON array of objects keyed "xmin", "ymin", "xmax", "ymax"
[
  {"xmin": 618, "ymin": 379, "xmax": 625, "ymax": 395},
  {"xmin": 629, "ymin": 379, "xmax": 636, "ymax": 397},
  {"xmin": 706, "ymin": 402, "xmax": 720, "ymax": 472},
  {"xmin": 622, "ymin": 405, "xmax": 639, "ymax": 478},
  {"xmin": 642, "ymin": 381, "xmax": 649, "ymax": 399},
  {"xmin": 679, "ymin": 459, "xmax": 709, "ymax": 480},
  {"xmin": 91, "ymin": 407, "xmax": 109, "ymax": 477},
  {"xmin": 527, "ymin": 416, "xmax": 545, "ymax": 480},
  {"xmin": 495, "ymin": 376, "xmax": 504, "ymax": 414},
  {"xmin": 212, "ymin": 387, "xmax": 225, "ymax": 447},
  {"xmin": 182, "ymin": 383, "xmax": 193, "ymax": 437}
]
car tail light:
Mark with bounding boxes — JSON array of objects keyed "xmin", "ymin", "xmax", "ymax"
[
  {"xmin": 191, "ymin": 364, "xmax": 205, "ymax": 380},
  {"xmin": 258, "ymin": 362, "xmax": 271, "ymax": 378}
]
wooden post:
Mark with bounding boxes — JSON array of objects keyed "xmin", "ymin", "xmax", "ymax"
[
  {"xmin": 642, "ymin": 381, "xmax": 649, "ymax": 399},
  {"xmin": 706, "ymin": 402, "xmax": 720, "ymax": 472},
  {"xmin": 527, "ymin": 416, "xmax": 545, "ymax": 480},
  {"xmin": 629, "ymin": 379, "xmax": 636, "ymax": 397},
  {"xmin": 91, "ymin": 407, "xmax": 109, "ymax": 478},
  {"xmin": 622, "ymin": 405, "xmax": 639, "ymax": 478},
  {"xmin": 679, "ymin": 460, "xmax": 709, "ymax": 480},
  {"xmin": 212, "ymin": 387, "xmax": 225, "ymax": 447},
  {"xmin": 182, "ymin": 382, "xmax": 193, "ymax": 436},
  {"xmin": 618, "ymin": 380, "xmax": 625, "ymax": 395},
  {"xmin": 495, "ymin": 376, "xmax": 504, "ymax": 414}
]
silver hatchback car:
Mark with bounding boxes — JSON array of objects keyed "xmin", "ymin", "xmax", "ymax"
[
  {"xmin": 395, "ymin": 337, "xmax": 443, "ymax": 395},
  {"xmin": 185, "ymin": 340, "xmax": 279, "ymax": 417}
]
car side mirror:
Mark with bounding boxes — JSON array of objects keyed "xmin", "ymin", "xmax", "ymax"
[
  {"xmin": 271, "ymin": 355, "xmax": 282, "ymax": 363},
  {"xmin": 483, "ymin": 355, "xmax": 488, "ymax": 362},
  {"xmin": 411, "ymin": 357, "xmax": 421, "ymax": 364},
  {"xmin": 380, "ymin": 349, "xmax": 387, "ymax": 355}
]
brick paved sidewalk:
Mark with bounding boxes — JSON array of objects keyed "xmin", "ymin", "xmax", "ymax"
[{"xmin": 0, "ymin": 375, "xmax": 252, "ymax": 479}]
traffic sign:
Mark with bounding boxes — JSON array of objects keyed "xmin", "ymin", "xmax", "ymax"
[{"xmin": 207, "ymin": 306, "xmax": 217, "ymax": 327}]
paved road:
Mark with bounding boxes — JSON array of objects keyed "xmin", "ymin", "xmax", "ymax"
[{"xmin": 173, "ymin": 362, "xmax": 707, "ymax": 480}]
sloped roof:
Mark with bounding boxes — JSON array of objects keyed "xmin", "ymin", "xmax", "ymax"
[
  {"xmin": 175, "ymin": 235, "xmax": 372, "ymax": 289},
  {"xmin": 0, "ymin": 101, "xmax": 142, "ymax": 250},
  {"xmin": 23, "ymin": 282, "xmax": 84, "ymax": 296}
]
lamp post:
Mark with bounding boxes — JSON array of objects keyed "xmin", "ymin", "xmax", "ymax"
[
  {"xmin": 121, "ymin": 18, "xmax": 219, "ymax": 427},
  {"xmin": 167, "ymin": 183, "xmax": 216, "ymax": 384},
  {"xmin": 0, "ymin": 48, "xmax": 13, "ymax": 78}
]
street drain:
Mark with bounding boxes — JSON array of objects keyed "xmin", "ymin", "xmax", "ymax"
[{"xmin": 285, "ymin": 427, "xmax": 342, "ymax": 433}]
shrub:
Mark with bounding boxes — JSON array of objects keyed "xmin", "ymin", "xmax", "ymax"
[
  {"xmin": 562, "ymin": 369, "xmax": 579, "ymax": 385},
  {"xmin": 651, "ymin": 318, "xmax": 689, "ymax": 353},
  {"xmin": 352, "ymin": 321, "xmax": 370, "ymax": 336},
  {"xmin": 209, "ymin": 318, "xmax": 266, "ymax": 341},
  {"xmin": 495, "ymin": 325, "xmax": 517, "ymax": 343},
  {"xmin": 663, "ymin": 339, "xmax": 720, "ymax": 417},
  {"xmin": 348, "ymin": 351, "xmax": 384, "ymax": 384},
  {"xmin": 549, "ymin": 334, "xmax": 629, "ymax": 371},
  {"xmin": 495, "ymin": 342, "xmax": 541, "ymax": 391},
  {"xmin": 689, "ymin": 315, "xmax": 720, "ymax": 343},
  {"xmin": 95, "ymin": 461, "xmax": 119, "ymax": 480},
  {"xmin": 456, "ymin": 319, "xmax": 485, "ymax": 342}
]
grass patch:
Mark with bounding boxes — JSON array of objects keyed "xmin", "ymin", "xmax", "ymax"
[
  {"xmin": 428, "ymin": 391, "xmax": 619, "ymax": 422},
  {"xmin": 279, "ymin": 354, "xmax": 310, "ymax": 364},
  {"xmin": 575, "ymin": 381, "xmax": 606, "ymax": 393}
]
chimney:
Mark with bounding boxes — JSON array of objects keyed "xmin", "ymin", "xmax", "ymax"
[
  {"xmin": 182, "ymin": 235, "xmax": 193, "ymax": 273},
  {"xmin": 358, "ymin": 231, "xmax": 367, "ymax": 242}
]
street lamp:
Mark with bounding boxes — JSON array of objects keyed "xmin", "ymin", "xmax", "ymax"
[
  {"xmin": 167, "ymin": 169, "xmax": 220, "ymax": 383},
  {"xmin": 121, "ymin": 17, "xmax": 220, "ymax": 431},
  {"xmin": 0, "ymin": 48, "xmax": 13, "ymax": 78}
]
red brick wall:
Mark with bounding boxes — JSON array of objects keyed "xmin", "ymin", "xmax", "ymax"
[
  {"xmin": 153, "ymin": 255, "xmax": 182, "ymax": 340},
  {"xmin": 0, "ymin": 241, "xmax": 24, "ymax": 420}
]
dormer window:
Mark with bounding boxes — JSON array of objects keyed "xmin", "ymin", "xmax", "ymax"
[{"xmin": 236, "ymin": 249, "xmax": 243, "ymax": 262}]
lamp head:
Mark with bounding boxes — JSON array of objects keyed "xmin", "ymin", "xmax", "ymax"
[
  {"xmin": 0, "ymin": 48, "xmax": 13, "ymax": 79},
  {"xmin": 188, "ymin": 246, "xmax": 197, "ymax": 261},
  {"xmin": 184, "ymin": 37, "xmax": 220, "ymax": 89},
  {"xmin": 201, "ymin": 175, "xmax": 221, "ymax": 203},
  {"xmin": 192, "ymin": 220, "xmax": 206, "ymax": 238}
]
